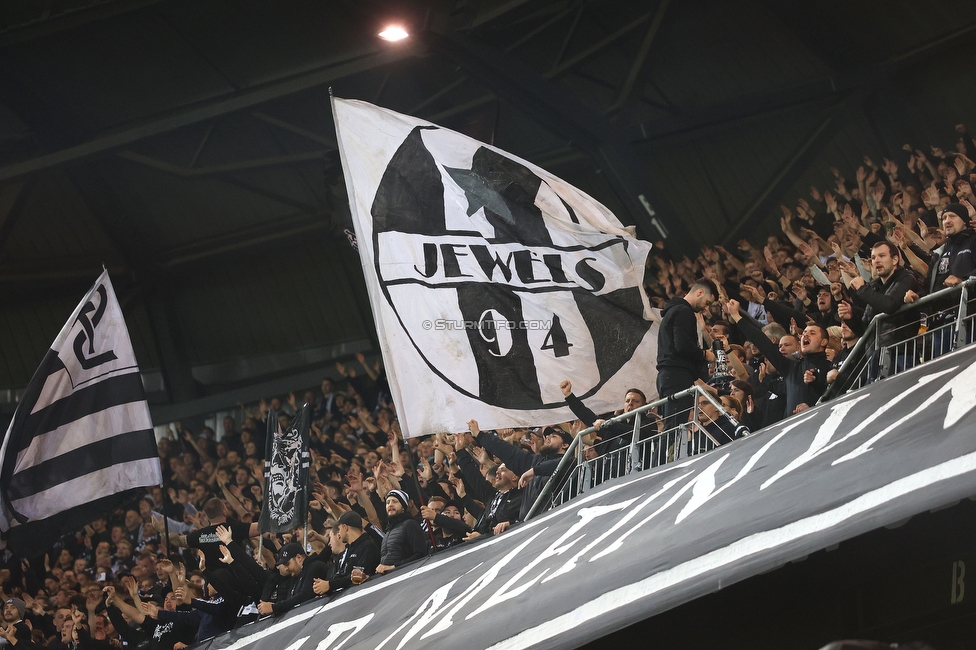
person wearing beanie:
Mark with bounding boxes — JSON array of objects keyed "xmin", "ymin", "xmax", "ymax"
[
  {"xmin": 0, "ymin": 597, "xmax": 32, "ymax": 648},
  {"xmin": 375, "ymin": 490, "xmax": 429, "ymax": 574},
  {"xmin": 904, "ymin": 203, "xmax": 976, "ymax": 357}
]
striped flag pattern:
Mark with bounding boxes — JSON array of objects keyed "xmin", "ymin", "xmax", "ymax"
[{"xmin": 0, "ymin": 270, "xmax": 161, "ymax": 554}]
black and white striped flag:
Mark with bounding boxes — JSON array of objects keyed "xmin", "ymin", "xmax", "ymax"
[{"xmin": 0, "ymin": 270, "xmax": 161, "ymax": 555}]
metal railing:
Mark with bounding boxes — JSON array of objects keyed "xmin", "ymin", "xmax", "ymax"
[
  {"xmin": 821, "ymin": 278, "xmax": 976, "ymax": 400},
  {"xmin": 528, "ymin": 279, "xmax": 976, "ymax": 521},
  {"xmin": 526, "ymin": 384, "xmax": 744, "ymax": 520}
]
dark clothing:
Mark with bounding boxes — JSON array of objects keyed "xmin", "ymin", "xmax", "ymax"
[
  {"xmin": 566, "ymin": 393, "xmax": 659, "ymax": 473},
  {"xmin": 380, "ymin": 513, "xmax": 429, "ymax": 567},
  {"xmin": 928, "ymin": 230, "xmax": 976, "ymax": 294},
  {"xmin": 144, "ymin": 614, "xmax": 198, "ymax": 650},
  {"xmin": 186, "ymin": 521, "xmax": 252, "ymax": 571},
  {"xmin": 688, "ymin": 416, "xmax": 748, "ymax": 455},
  {"xmin": 431, "ymin": 514, "xmax": 472, "ymax": 550},
  {"xmin": 457, "ymin": 450, "xmax": 522, "ymax": 535},
  {"xmin": 852, "ymin": 267, "xmax": 918, "ymax": 346},
  {"xmin": 331, "ymin": 533, "xmax": 381, "ymax": 592},
  {"xmin": 3, "ymin": 620, "xmax": 33, "ymax": 648},
  {"xmin": 656, "ymin": 296, "xmax": 705, "ymax": 435},
  {"xmin": 854, "ymin": 267, "xmax": 918, "ymax": 323},
  {"xmin": 657, "ymin": 296, "xmax": 707, "ymax": 377},
  {"xmin": 736, "ymin": 317, "xmax": 831, "ymax": 414},
  {"xmin": 475, "ymin": 431, "xmax": 566, "ymax": 521},
  {"xmin": 271, "ymin": 557, "xmax": 330, "ymax": 614},
  {"xmin": 157, "ymin": 596, "xmax": 237, "ymax": 641},
  {"xmin": 107, "ymin": 605, "xmax": 148, "ymax": 648}
]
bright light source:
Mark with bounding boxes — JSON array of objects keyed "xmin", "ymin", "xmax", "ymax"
[{"xmin": 378, "ymin": 25, "xmax": 409, "ymax": 41}]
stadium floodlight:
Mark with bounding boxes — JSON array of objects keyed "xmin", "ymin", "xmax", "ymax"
[{"xmin": 378, "ymin": 25, "xmax": 409, "ymax": 41}]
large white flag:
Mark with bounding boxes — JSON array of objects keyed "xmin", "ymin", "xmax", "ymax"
[
  {"xmin": 0, "ymin": 270, "xmax": 161, "ymax": 554},
  {"xmin": 332, "ymin": 98, "xmax": 658, "ymax": 438}
]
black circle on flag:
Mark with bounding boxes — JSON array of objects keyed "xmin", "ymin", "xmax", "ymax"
[{"xmin": 370, "ymin": 126, "xmax": 650, "ymax": 410}]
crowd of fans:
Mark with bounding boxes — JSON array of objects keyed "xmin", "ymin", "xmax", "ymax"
[{"xmin": 0, "ymin": 124, "xmax": 973, "ymax": 650}]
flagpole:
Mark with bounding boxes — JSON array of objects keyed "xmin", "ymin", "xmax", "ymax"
[
  {"xmin": 408, "ymin": 447, "xmax": 437, "ymax": 548},
  {"xmin": 160, "ymin": 483, "xmax": 170, "ymax": 557}
]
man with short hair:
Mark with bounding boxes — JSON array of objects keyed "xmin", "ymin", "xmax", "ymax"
[
  {"xmin": 841, "ymin": 240, "xmax": 918, "ymax": 374},
  {"xmin": 454, "ymin": 433, "xmax": 523, "ymax": 539},
  {"xmin": 729, "ymin": 300, "xmax": 831, "ymax": 414},
  {"xmin": 313, "ymin": 512, "xmax": 380, "ymax": 595},
  {"xmin": 375, "ymin": 491, "xmax": 429, "ymax": 574},
  {"xmin": 845, "ymin": 241, "xmax": 916, "ymax": 322},
  {"xmin": 257, "ymin": 543, "xmax": 329, "ymax": 615},
  {"xmin": 420, "ymin": 498, "xmax": 472, "ymax": 551},
  {"xmin": 466, "ymin": 419, "xmax": 570, "ymax": 520},
  {"xmin": 183, "ymin": 498, "xmax": 257, "ymax": 569},
  {"xmin": 657, "ymin": 281, "xmax": 714, "ymax": 432}
]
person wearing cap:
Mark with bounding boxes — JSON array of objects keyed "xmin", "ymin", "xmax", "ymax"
[
  {"xmin": 375, "ymin": 490, "xmax": 429, "ymax": 575},
  {"xmin": 313, "ymin": 512, "xmax": 380, "ymax": 594},
  {"xmin": 256, "ymin": 542, "xmax": 330, "ymax": 615},
  {"xmin": 0, "ymin": 598, "xmax": 31, "ymax": 647},
  {"xmin": 465, "ymin": 419, "xmax": 570, "ymax": 522}
]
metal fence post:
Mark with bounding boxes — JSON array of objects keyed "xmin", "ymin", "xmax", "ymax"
[
  {"xmin": 627, "ymin": 411, "xmax": 641, "ymax": 475},
  {"xmin": 955, "ymin": 282, "xmax": 970, "ymax": 350}
]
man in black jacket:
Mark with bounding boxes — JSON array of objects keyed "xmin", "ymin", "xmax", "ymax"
[
  {"xmin": 728, "ymin": 299, "xmax": 832, "ymax": 414},
  {"xmin": 841, "ymin": 241, "xmax": 918, "ymax": 375},
  {"xmin": 257, "ymin": 543, "xmax": 330, "ymax": 615},
  {"xmin": 466, "ymin": 420, "xmax": 569, "ymax": 521},
  {"xmin": 420, "ymin": 498, "xmax": 472, "ymax": 550},
  {"xmin": 375, "ymin": 490, "xmax": 429, "ymax": 574},
  {"xmin": 454, "ymin": 433, "xmax": 523, "ymax": 538},
  {"xmin": 314, "ymin": 512, "xmax": 380, "ymax": 595},
  {"xmin": 906, "ymin": 203, "xmax": 976, "ymax": 356},
  {"xmin": 657, "ymin": 281, "xmax": 714, "ymax": 432}
]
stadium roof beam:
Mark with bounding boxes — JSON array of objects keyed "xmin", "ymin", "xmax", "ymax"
[
  {"xmin": 607, "ymin": 0, "xmax": 671, "ymax": 113},
  {"xmin": 546, "ymin": 11, "xmax": 652, "ymax": 79},
  {"xmin": 428, "ymin": 29, "xmax": 698, "ymax": 254},
  {"xmin": 721, "ymin": 21, "xmax": 976, "ymax": 246},
  {"xmin": 0, "ymin": 43, "xmax": 425, "ymax": 183}
]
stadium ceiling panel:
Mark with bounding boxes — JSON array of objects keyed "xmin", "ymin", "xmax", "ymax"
[{"xmin": 0, "ymin": 0, "xmax": 974, "ymax": 421}]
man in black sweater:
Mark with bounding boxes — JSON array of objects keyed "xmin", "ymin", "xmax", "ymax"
[
  {"xmin": 728, "ymin": 299, "xmax": 832, "ymax": 415},
  {"xmin": 657, "ymin": 281, "xmax": 714, "ymax": 432}
]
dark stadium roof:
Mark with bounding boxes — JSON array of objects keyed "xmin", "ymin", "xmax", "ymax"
[{"xmin": 2, "ymin": 0, "xmax": 974, "ymax": 423}]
